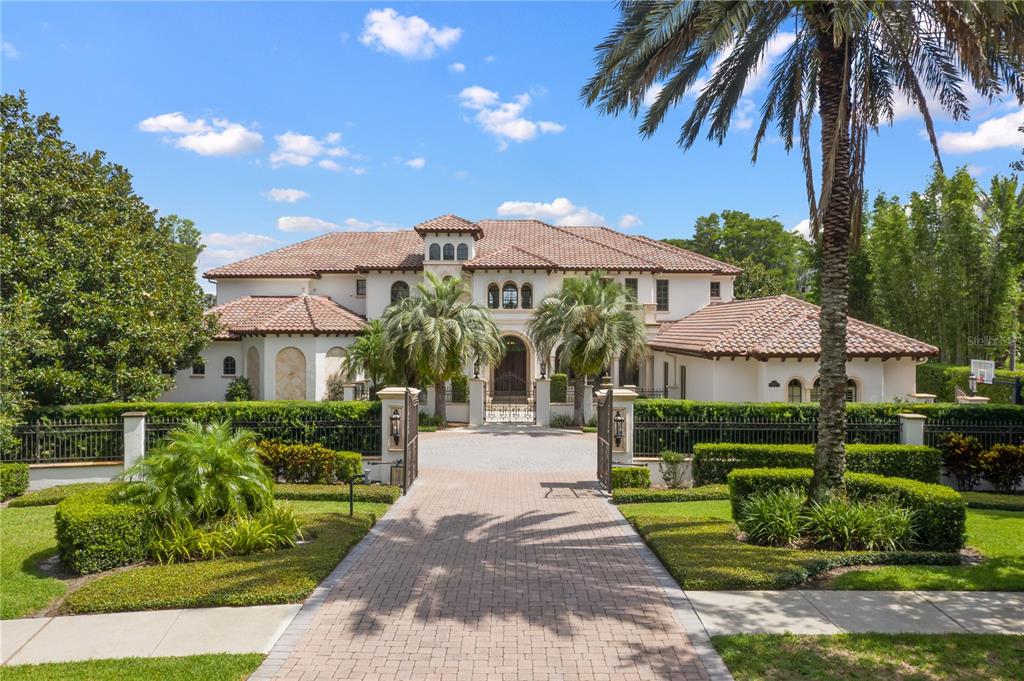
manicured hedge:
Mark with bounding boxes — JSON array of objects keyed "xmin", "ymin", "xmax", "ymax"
[
  {"xmin": 1, "ymin": 463, "xmax": 29, "ymax": 500},
  {"xmin": 258, "ymin": 442, "xmax": 363, "ymax": 484},
  {"xmin": 726, "ymin": 468, "xmax": 967, "ymax": 552},
  {"xmin": 29, "ymin": 399, "xmax": 380, "ymax": 423},
  {"xmin": 612, "ymin": 484, "xmax": 730, "ymax": 504},
  {"xmin": 7, "ymin": 482, "xmax": 102, "ymax": 507},
  {"xmin": 273, "ymin": 483, "xmax": 401, "ymax": 504},
  {"xmin": 693, "ymin": 443, "xmax": 942, "ymax": 485},
  {"xmin": 551, "ymin": 373, "xmax": 569, "ymax": 403},
  {"xmin": 611, "ymin": 466, "xmax": 650, "ymax": 489},
  {"xmin": 918, "ymin": 363, "xmax": 1024, "ymax": 404},
  {"xmin": 55, "ymin": 484, "xmax": 156, "ymax": 574}
]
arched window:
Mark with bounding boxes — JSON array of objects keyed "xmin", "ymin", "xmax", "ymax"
[
  {"xmin": 809, "ymin": 378, "xmax": 858, "ymax": 402},
  {"xmin": 787, "ymin": 378, "xmax": 803, "ymax": 403},
  {"xmin": 811, "ymin": 378, "xmax": 820, "ymax": 401},
  {"xmin": 456, "ymin": 243, "xmax": 468, "ymax": 260},
  {"xmin": 485, "ymin": 283, "xmax": 498, "ymax": 309},
  {"xmin": 442, "ymin": 243, "xmax": 455, "ymax": 261},
  {"xmin": 428, "ymin": 243, "xmax": 441, "ymax": 261},
  {"xmin": 391, "ymin": 280, "xmax": 409, "ymax": 302},
  {"xmin": 502, "ymin": 282, "xmax": 519, "ymax": 309},
  {"xmin": 223, "ymin": 356, "xmax": 236, "ymax": 376},
  {"xmin": 521, "ymin": 283, "xmax": 533, "ymax": 309}
]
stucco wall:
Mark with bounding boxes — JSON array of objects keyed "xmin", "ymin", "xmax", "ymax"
[
  {"xmin": 215, "ymin": 278, "xmax": 310, "ymax": 305},
  {"xmin": 160, "ymin": 340, "xmax": 243, "ymax": 402},
  {"xmin": 308, "ymin": 273, "xmax": 366, "ymax": 316}
]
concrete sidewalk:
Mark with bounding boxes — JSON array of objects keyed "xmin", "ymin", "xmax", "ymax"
[
  {"xmin": 685, "ymin": 590, "xmax": 1024, "ymax": 637},
  {"xmin": 1, "ymin": 604, "xmax": 299, "ymax": 666}
]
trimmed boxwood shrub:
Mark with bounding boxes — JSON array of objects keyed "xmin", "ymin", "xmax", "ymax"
[
  {"xmin": 693, "ymin": 443, "xmax": 941, "ymax": 485},
  {"xmin": 334, "ymin": 451, "xmax": 363, "ymax": 484},
  {"xmin": 7, "ymin": 482, "xmax": 102, "ymax": 508},
  {"xmin": 611, "ymin": 466, "xmax": 650, "ymax": 489},
  {"xmin": 258, "ymin": 442, "xmax": 363, "ymax": 484},
  {"xmin": 55, "ymin": 485, "xmax": 156, "ymax": 574},
  {"xmin": 273, "ymin": 483, "xmax": 400, "ymax": 504},
  {"xmin": 1, "ymin": 463, "xmax": 29, "ymax": 500},
  {"xmin": 551, "ymin": 373, "xmax": 569, "ymax": 403},
  {"xmin": 612, "ymin": 484, "xmax": 729, "ymax": 504},
  {"xmin": 726, "ymin": 468, "xmax": 967, "ymax": 552}
]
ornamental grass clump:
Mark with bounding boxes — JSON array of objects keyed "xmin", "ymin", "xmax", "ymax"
[{"xmin": 736, "ymin": 487, "xmax": 805, "ymax": 546}]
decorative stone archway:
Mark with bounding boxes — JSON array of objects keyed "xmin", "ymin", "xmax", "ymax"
[
  {"xmin": 492, "ymin": 335, "xmax": 530, "ymax": 397},
  {"xmin": 275, "ymin": 347, "xmax": 307, "ymax": 400}
]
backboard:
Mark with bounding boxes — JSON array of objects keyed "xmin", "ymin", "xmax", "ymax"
[{"xmin": 970, "ymin": 359, "xmax": 996, "ymax": 385}]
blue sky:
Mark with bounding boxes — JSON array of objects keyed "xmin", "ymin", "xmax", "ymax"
[{"xmin": 3, "ymin": 2, "xmax": 1022, "ymax": 291}]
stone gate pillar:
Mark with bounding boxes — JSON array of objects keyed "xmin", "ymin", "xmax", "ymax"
[
  {"xmin": 469, "ymin": 378, "xmax": 485, "ymax": 426},
  {"xmin": 582, "ymin": 384, "xmax": 595, "ymax": 424},
  {"xmin": 607, "ymin": 389, "xmax": 637, "ymax": 465},
  {"xmin": 377, "ymin": 387, "xmax": 413, "ymax": 483},
  {"xmin": 122, "ymin": 411, "xmax": 147, "ymax": 473},
  {"xmin": 535, "ymin": 378, "xmax": 551, "ymax": 427}
]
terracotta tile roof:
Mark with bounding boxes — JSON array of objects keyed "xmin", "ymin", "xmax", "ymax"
[
  {"xmin": 651, "ymin": 295, "xmax": 938, "ymax": 359},
  {"xmin": 208, "ymin": 296, "xmax": 367, "ymax": 339},
  {"xmin": 203, "ymin": 216, "xmax": 739, "ymax": 278}
]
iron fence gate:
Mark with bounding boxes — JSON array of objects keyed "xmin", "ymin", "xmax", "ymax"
[
  {"xmin": 402, "ymin": 389, "xmax": 419, "ymax": 493},
  {"xmin": 485, "ymin": 375, "xmax": 536, "ymax": 423},
  {"xmin": 596, "ymin": 389, "xmax": 612, "ymax": 490}
]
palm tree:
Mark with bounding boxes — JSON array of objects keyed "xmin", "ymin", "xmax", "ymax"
[
  {"xmin": 382, "ymin": 272, "xmax": 504, "ymax": 422},
  {"xmin": 342, "ymin": 319, "xmax": 400, "ymax": 393},
  {"xmin": 582, "ymin": 1, "xmax": 1023, "ymax": 500},
  {"xmin": 529, "ymin": 272, "xmax": 648, "ymax": 425}
]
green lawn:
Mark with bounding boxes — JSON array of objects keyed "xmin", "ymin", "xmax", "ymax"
[
  {"xmin": 0, "ymin": 505, "xmax": 66, "ymax": 619},
  {"xmin": 3, "ymin": 654, "xmax": 264, "ymax": 681},
  {"xmin": 617, "ymin": 500, "xmax": 1024, "ymax": 590},
  {"xmin": 960, "ymin": 490, "xmax": 1024, "ymax": 511},
  {"xmin": 831, "ymin": 507, "xmax": 1024, "ymax": 590},
  {"xmin": 712, "ymin": 633, "xmax": 1024, "ymax": 681}
]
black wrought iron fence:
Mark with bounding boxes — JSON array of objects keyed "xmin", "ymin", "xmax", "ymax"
[
  {"xmin": 145, "ymin": 418, "xmax": 382, "ymax": 455},
  {"xmin": 924, "ymin": 420, "xmax": 1023, "ymax": 450},
  {"xmin": 4, "ymin": 419, "xmax": 124, "ymax": 464},
  {"xmin": 634, "ymin": 416, "xmax": 901, "ymax": 454},
  {"xmin": 444, "ymin": 386, "xmax": 467, "ymax": 403},
  {"xmin": 553, "ymin": 385, "xmax": 575, "ymax": 404},
  {"xmin": 635, "ymin": 388, "xmax": 668, "ymax": 400}
]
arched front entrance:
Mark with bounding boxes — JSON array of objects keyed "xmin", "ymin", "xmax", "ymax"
[{"xmin": 493, "ymin": 336, "xmax": 529, "ymax": 398}]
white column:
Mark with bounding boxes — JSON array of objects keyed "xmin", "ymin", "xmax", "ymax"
[
  {"xmin": 469, "ymin": 378, "xmax": 485, "ymax": 426},
  {"xmin": 377, "ymin": 387, "xmax": 412, "ymax": 483},
  {"xmin": 423, "ymin": 386, "xmax": 436, "ymax": 417},
  {"xmin": 122, "ymin": 411, "xmax": 147, "ymax": 472},
  {"xmin": 535, "ymin": 378, "xmax": 551, "ymax": 427},
  {"xmin": 898, "ymin": 413, "xmax": 926, "ymax": 446},
  {"xmin": 608, "ymin": 389, "xmax": 637, "ymax": 465},
  {"xmin": 582, "ymin": 383, "xmax": 594, "ymax": 423},
  {"xmin": 342, "ymin": 384, "xmax": 356, "ymax": 401}
]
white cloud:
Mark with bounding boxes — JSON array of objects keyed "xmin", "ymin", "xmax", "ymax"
[
  {"xmin": 449, "ymin": 62, "xmax": 466, "ymax": 73},
  {"xmin": 138, "ymin": 112, "xmax": 263, "ymax": 156},
  {"xmin": 643, "ymin": 83, "xmax": 665, "ymax": 108},
  {"xmin": 483, "ymin": 55, "xmax": 495, "ymax": 63},
  {"xmin": 2, "ymin": 41, "xmax": 19, "ymax": 59},
  {"xmin": 497, "ymin": 197, "xmax": 605, "ymax": 226},
  {"xmin": 270, "ymin": 131, "xmax": 351, "ymax": 168},
  {"xmin": 966, "ymin": 164, "xmax": 988, "ymax": 177},
  {"xmin": 938, "ymin": 108, "xmax": 1024, "ymax": 153},
  {"xmin": 618, "ymin": 214, "xmax": 642, "ymax": 229},
  {"xmin": 198, "ymin": 232, "xmax": 279, "ymax": 291},
  {"xmin": 342, "ymin": 217, "xmax": 400, "ymax": 231},
  {"xmin": 458, "ymin": 86, "xmax": 565, "ymax": 150},
  {"xmin": 405, "ymin": 157, "xmax": 426, "ymax": 169},
  {"xmin": 734, "ymin": 98, "xmax": 756, "ymax": 131},
  {"xmin": 791, "ymin": 218, "xmax": 812, "ymax": 239},
  {"xmin": 277, "ymin": 216, "xmax": 340, "ymax": 232},
  {"xmin": 360, "ymin": 8, "xmax": 461, "ymax": 59},
  {"xmin": 265, "ymin": 188, "xmax": 310, "ymax": 203},
  {"xmin": 319, "ymin": 159, "xmax": 342, "ymax": 172}
]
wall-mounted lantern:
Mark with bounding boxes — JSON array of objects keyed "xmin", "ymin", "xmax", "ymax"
[
  {"xmin": 390, "ymin": 408, "xmax": 402, "ymax": 446},
  {"xmin": 540, "ymin": 359, "xmax": 548, "ymax": 379},
  {"xmin": 473, "ymin": 359, "xmax": 480, "ymax": 379},
  {"xmin": 613, "ymin": 410, "xmax": 625, "ymax": 448}
]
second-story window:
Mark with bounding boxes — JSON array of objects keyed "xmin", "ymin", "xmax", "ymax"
[
  {"xmin": 391, "ymin": 280, "xmax": 409, "ymax": 303},
  {"xmin": 521, "ymin": 283, "xmax": 533, "ymax": 309},
  {"xmin": 428, "ymin": 243, "xmax": 441, "ymax": 260},
  {"xmin": 487, "ymin": 283, "xmax": 499, "ymax": 309},
  {"xmin": 656, "ymin": 279, "xmax": 669, "ymax": 311},
  {"xmin": 710, "ymin": 281, "xmax": 721, "ymax": 298},
  {"xmin": 443, "ymin": 243, "xmax": 455, "ymax": 261},
  {"xmin": 625, "ymin": 278, "xmax": 638, "ymax": 300},
  {"xmin": 456, "ymin": 243, "xmax": 468, "ymax": 260},
  {"xmin": 502, "ymin": 282, "xmax": 519, "ymax": 309},
  {"xmin": 356, "ymin": 279, "xmax": 366, "ymax": 296}
]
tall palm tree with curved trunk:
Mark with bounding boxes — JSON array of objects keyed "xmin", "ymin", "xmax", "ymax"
[
  {"xmin": 382, "ymin": 272, "xmax": 505, "ymax": 423},
  {"xmin": 529, "ymin": 272, "xmax": 648, "ymax": 426},
  {"xmin": 582, "ymin": 1, "xmax": 1023, "ymax": 500}
]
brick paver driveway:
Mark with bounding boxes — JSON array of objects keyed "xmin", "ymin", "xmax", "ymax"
[{"xmin": 262, "ymin": 426, "xmax": 710, "ymax": 681}]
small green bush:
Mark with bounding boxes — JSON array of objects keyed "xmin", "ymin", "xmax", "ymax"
[
  {"xmin": 1, "ymin": 463, "xmax": 29, "ymax": 500},
  {"xmin": 334, "ymin": 451, "xmax": 363, "ymax": 484},
  {"xmin": 727, "ymin": 468, "xmax": 967, "ymax": 552},
  {"xmin": 658, "ymin": 451, "xmax": 687, "ymax": 489},
  {"xmin": 419, "ymin": 413, "xmax": 446, "ymax": 429},
  {"xmin": 224, "ymin": 377, "xmax": 253, "ymax": 401},
  {"xmin": 737, "ymin": 488, "xmax": 805, "ymax": 546},
  {"xmin": 273, "ymin": 483, "xmax": 401, "ymax": 504},
  {"xmin": 938, "ymin": 432, "xmax": 985, "ymax": 490},
  {"xmin": 692, "ymin": 443, "xmax": 941, "ymax": 485},
  {"xmin": 981, "ymin": 444, "xmax": 1024, "ymax": 493},
  {"xmin": 449, "ymin": 375, "xmax": 469, "ymax": 403},
  {"xmin": 55, "ymin": 485, "xmax": 156, "ymax": 574},
  {"xmin": 258, "ymin": 441, "xmax": 338, "ymax": 484},
  {"xmin": 550, "ymin": 414, "xmax": 575, "ymax": 428},
  {"xmin": 612, "ymin": 484, "xmax": 730, "ymax": 504},
  {"xmin": 551, "ymin": 373, "xmax": 569, "ymax": 403},
  {"xmin": 611, "ymin": 466, "xmax": 650, "ymax": 489}
]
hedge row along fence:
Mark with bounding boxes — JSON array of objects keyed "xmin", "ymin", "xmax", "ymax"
[
  {"xmin": 726, "ymin": 468, "xmax": 967, "ymax": 552},
  {"xmin": 917, "ymin": 363, "xmax": 1024, "ymax": 404},
  {"xmin": 693, "ymin": 443, "xmax": 942, "ymax": 486}
]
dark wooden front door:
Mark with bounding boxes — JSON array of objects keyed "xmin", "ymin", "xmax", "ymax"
[{"xmin": 493, "ymin": 336, "xmax": 528, "ymax": 397}]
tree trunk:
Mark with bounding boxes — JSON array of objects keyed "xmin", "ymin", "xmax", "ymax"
[
  {"xmin": 573, "ymin": 375, "xmax": 586, "ymax": 426},
  {"xmin": 809, "ymin": 29, "xmax": 853, "ymax": 502},
  {"xmin": 434, "ymin": 381, "xmax": 446, "ymax": 425}
]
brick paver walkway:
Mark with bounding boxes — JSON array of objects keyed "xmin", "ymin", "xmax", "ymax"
[{"xmin": 263, "ymin": 427, "xmax": 709, "ymax": 681}]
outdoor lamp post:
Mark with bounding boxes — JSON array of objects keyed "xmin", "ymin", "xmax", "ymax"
[
  {"xmin": 390, "ymin": 408, "xmax": 401, "ymax": 446},
  {"xmin": 613, "ymin": 410, "xmax": 625, "ymax": 448}
]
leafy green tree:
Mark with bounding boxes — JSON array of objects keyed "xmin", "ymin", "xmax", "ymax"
[
  {"xmin": 382, "ymin": 273, "xmax": 504, "ymax": 423},
  {"xmin": 582, "ymin": 1, "xmax": 1023, "ymax": 500},
  {"xmin": 341, "ymin": 319, "xmax": 400, "ymax": 391},
  {"xmin": 528, "ymin": 272, "xmax": 648, "ymax": 425},
  {"xmin": 0, "ymin": 92, "xmax": 213, "ymax": 418},
  {"xmin": 732, "ymin": 259, "xmax": 787, "ymax": 299}
]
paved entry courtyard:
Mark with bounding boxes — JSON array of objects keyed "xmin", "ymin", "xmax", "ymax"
[{"xmin": 258, "ymin": 426, "xmax": 711, "ymax": 681}]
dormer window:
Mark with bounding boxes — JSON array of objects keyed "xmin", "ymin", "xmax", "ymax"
[
  {"xmin": 456, "ymin": 243, "xmax": 468, "ymax": 260},
  {"xmin": 443, "ymin": 243, "xmax": 455, "ymax": 261},
  {"xmin": 428, "ymin": 243, "xmax": 441, "ymax": 261},
  {"xmin": 710, "ymin": 281, "xmax": 721, "ymax": 299}
]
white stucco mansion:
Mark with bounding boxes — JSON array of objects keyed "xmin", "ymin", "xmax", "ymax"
[{"xmin": 161, "ymin": 214, "xmax": 937, "ymax": 404}]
